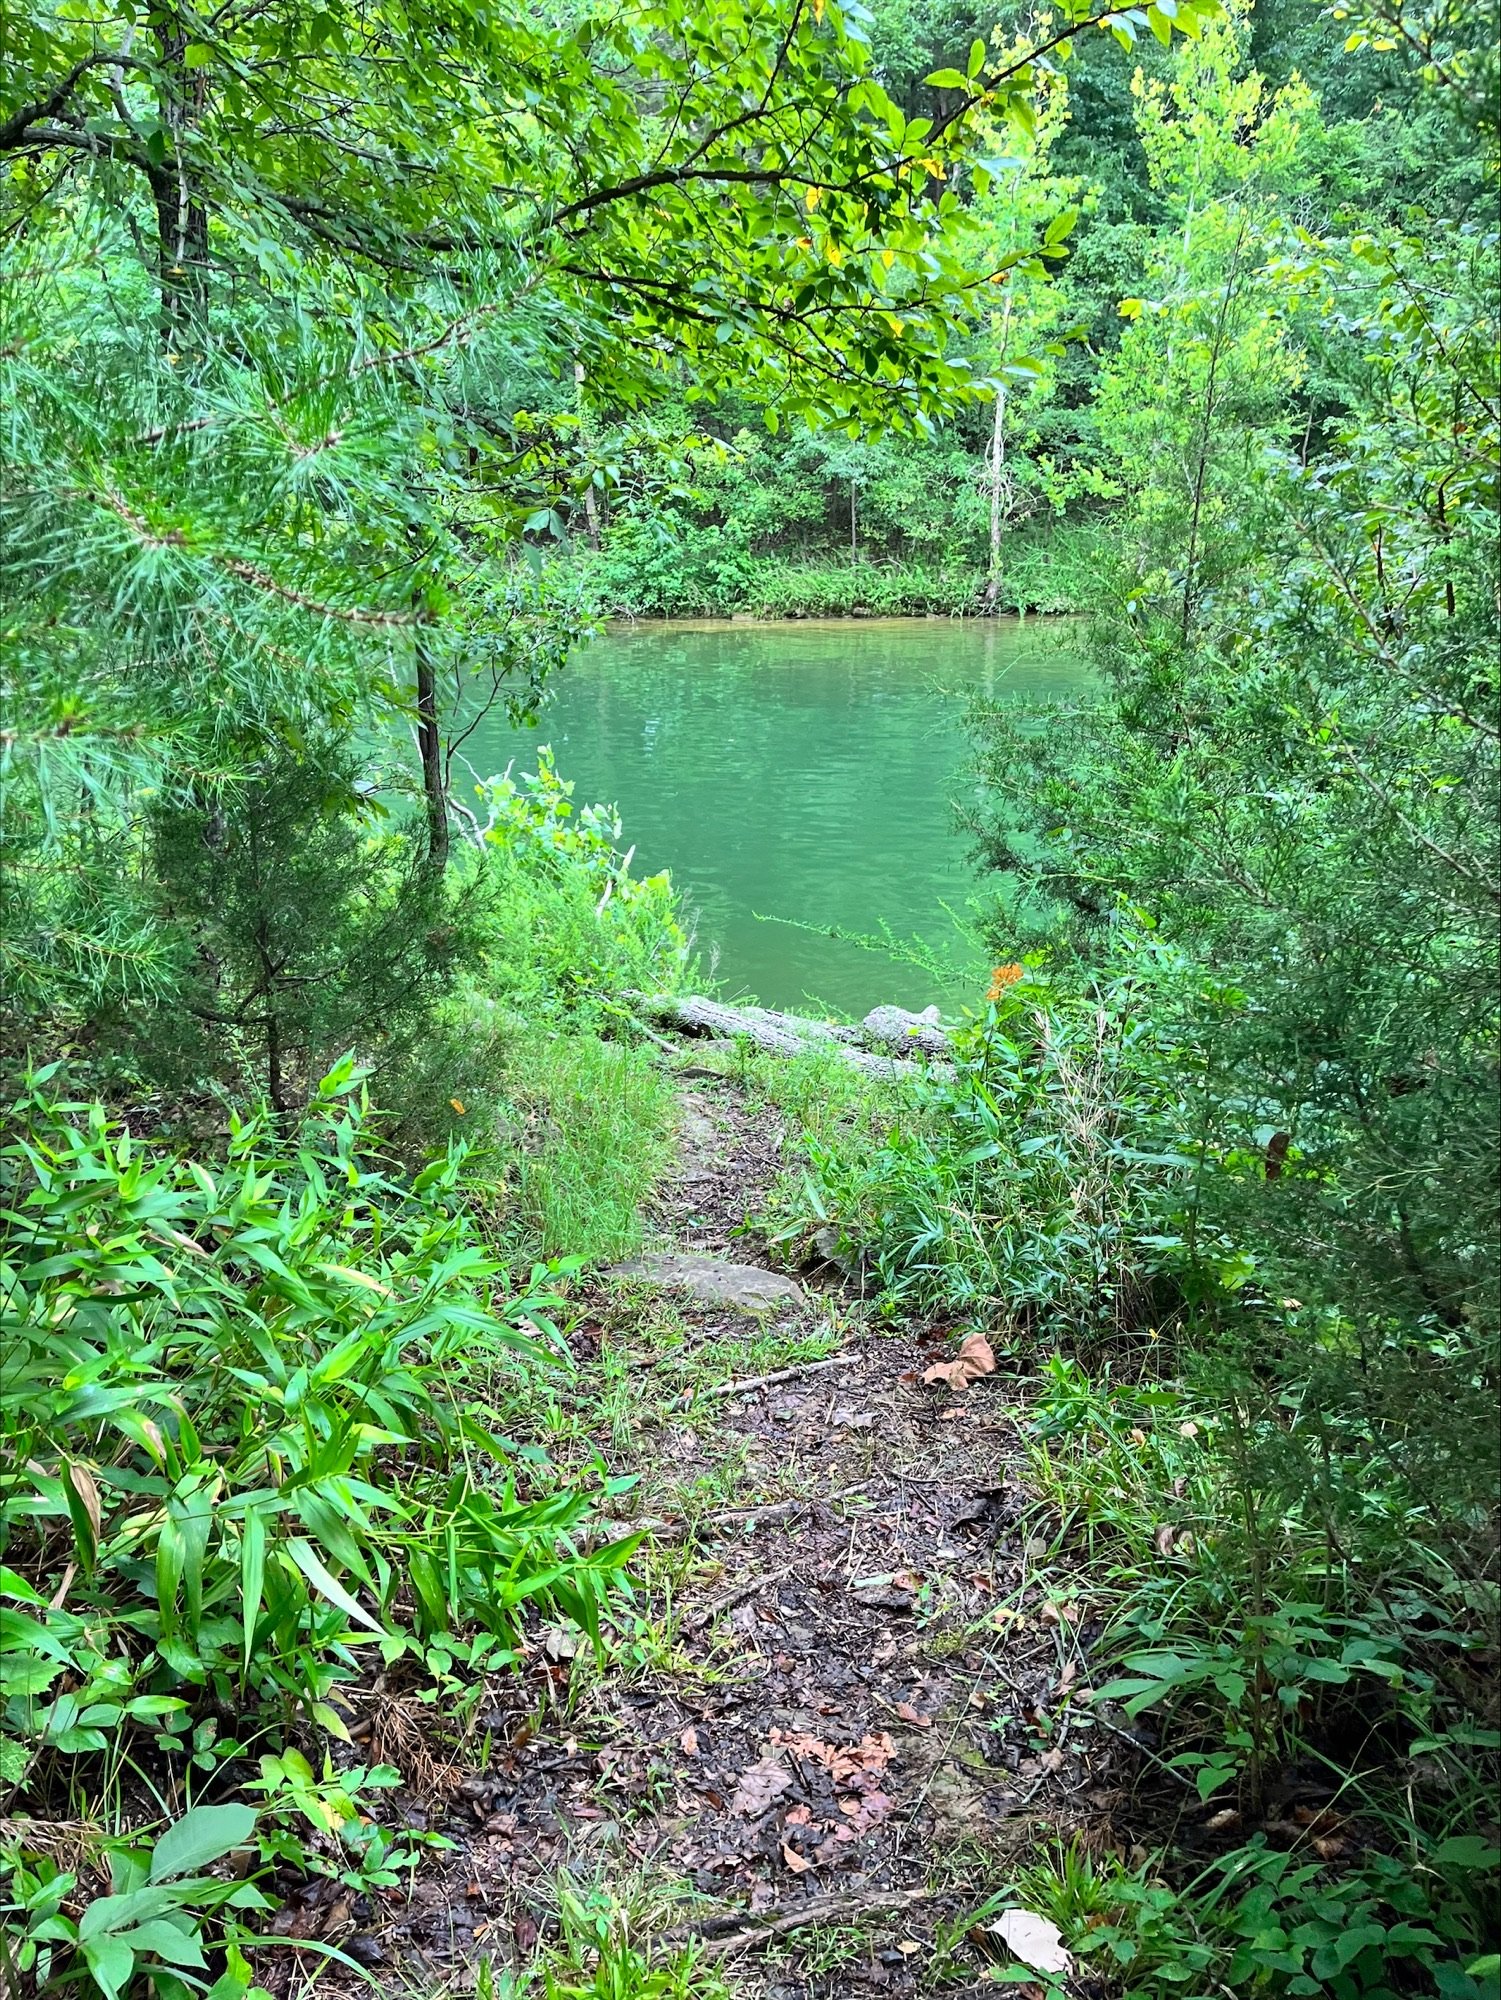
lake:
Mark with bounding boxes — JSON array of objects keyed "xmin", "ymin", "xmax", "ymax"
[{"xmin": 465, "ymin": 616, "xmax": 1087, "ymax": 1018}]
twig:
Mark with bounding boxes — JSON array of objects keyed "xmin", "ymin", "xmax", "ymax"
[
  {"xmin": 1089, "ymin": 1707, "xmax": 1200, "ymax": 1791},
  {"xmin": 685, "ymin": 1560, "xmax": 798, "ymax": 1632},
  {"xmin": 589, "ymin": 1484, "xmax": 870, "ymax": 1548},
  {"xmin": 683, "ymin": 1884, "xmax": 935, "ymax": 1956},
  {"xmin": 708, "ymin": 1352, "xmax": 851, "ymax": 1398}
]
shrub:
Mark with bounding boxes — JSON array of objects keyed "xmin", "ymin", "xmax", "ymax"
[{"xmin": 771, "ymin": 961, "xmax": 1184, "ymax": 1339}]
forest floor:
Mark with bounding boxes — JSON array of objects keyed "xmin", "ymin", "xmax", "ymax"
[{"xmin": 310, "ymin": 1060, "xmax": 1159, "ymax": 1998}]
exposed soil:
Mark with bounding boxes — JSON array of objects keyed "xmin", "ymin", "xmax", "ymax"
[{"xmin": 295, "ymin": 1071, "xmax": 1153, "ymax": 1996}]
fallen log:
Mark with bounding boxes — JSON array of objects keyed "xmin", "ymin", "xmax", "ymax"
[{"xmin": 630, "ymin": 993, "xmax": 950, "ymax": 1079}]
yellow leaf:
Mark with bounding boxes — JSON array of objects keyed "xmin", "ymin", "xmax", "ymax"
[
  {"xmin": 805, "ymin": 185, "xmax": 821, "ymax": 210},
  {"xmin": 881, "ymin": 248, "xmax": 895, "ymax": 268},
  {"xmin": 1119, "ymin": 297, "xmax": 1144, "ymax": 318},
  {"xmin": 450, "ymin": 1096, "xmax": 466, "ymax": 1114},
  {"xmin": 827, "ymin": 243, "xmax": 843, "ymax": 266},
  {"xmin": 315, "ymin": 1262, "xmax": 394, "ymax": 1297}
]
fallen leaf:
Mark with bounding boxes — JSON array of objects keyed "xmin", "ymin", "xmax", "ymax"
[
  {"xmin": 781, "ymin": 1841, "xmax": 812, "ymax": 1874},
  {"xmin": 679, "ymin": 1726, "xmax": 699, "ymax": 1756},
  {"xmin": 829, "ymin": 1406, "xmax": 874, "ymax": 1430},
  {"xmin": 770, "ymin": 1729, "xmax": 895, "ymax": 1791},
  {"xmin": 731, "ymin": 1759, "xmax": 794, "ymax": 1816},
  {"xmin": 989, "ymin": 1908, "xmax": 1073, "ymax": 1977},
  {"xmin": 785, "ymin": 1804, "xmax": 812, "ymax": 1826},
  {"xmin": 895, "ymin": 1702, "xmax": 932, "ymax": 1728},
  {"xmin": 921, "ymin": 1331, "xmax": 997, "ymax": 1392},
  {"xmin": 1179, "ymin": 1420, "xmax": 1201, "ymax": 1439},
  {"xmin": 1155, "ymin": 1524, "xmax": 1177, "ymax": 1557},
  {"xmin": 1041, "ymin": 1747, "xmax": 1065, "ymax": 1772},
  {"xmin": 1128, "ymin": 1426, "xmax": 1149, "ymax": 1445},
  {"xmin": 540, "ymin": 1623, "xmax": 581, "ymax": 1661},
  {"xmin": 897, "ymin": 1940, "xmax": 922, "ymax": 1957}
]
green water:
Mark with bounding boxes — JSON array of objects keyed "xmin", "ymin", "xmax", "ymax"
[{"xmin": 468, "ymin": 616, "xmax": 1087, "ymax": 1018}]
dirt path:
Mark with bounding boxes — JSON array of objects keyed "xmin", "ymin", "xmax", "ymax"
[{"xmin": 374, "ymin": 1069, "xmax": 1125, "ymax": 1995}]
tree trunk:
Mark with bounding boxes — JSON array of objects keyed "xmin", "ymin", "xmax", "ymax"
[
  {"xmin": 984, "ymin": 294, "xmax": 1013, "ymax": 614},
  {"xmin": 850, "ymin": 478, "xmax": 858, "ymax": 564},
  {"xmin": 985, "ymin": 381, "xmax": 1008, "ymax": 611},
  {"xmin": 575, "ymin": 360, "xmax": 601, "ymax": 550},
  {"xmin": 415, "ymin": 637, "xmax": 449, "ymax": 872}
]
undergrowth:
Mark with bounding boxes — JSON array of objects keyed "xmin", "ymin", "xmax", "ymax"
[
  {"xmin": 0, "ymin": 1065, "xmax": 639, "ymax": 2000},
  {"xmin": 761, "ymin": 960, "xmax": 1500, "ymax": 1997}
]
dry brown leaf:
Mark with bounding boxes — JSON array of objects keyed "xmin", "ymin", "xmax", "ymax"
[
  {"xmin": 921, "ymin": 1331, "xmax": 996, "ymax": 1392},
  {"xmin": 785, "ymin": 1804, "xmax": 812, "ymax": 1826},
  {"xmin": 679, "ymin": 1727, "xmax": 699, "ymax": 1756},
  {"xmin": 780, "ymin": 1841, "xmax": 812, "ymax": 1875},
  {"xmin": 989, "ymin": 1909, "xmax": 1073, "ymax": 1977},
  {"xmin": 895, "ymin": 1702, "xmax": 932, "ymax": 1728},
  {"xmin": 1155, "ymin": 1524, "xmax": 1177, "ymax": 1557},
  {"xmin": 731, "ymin": 1759, "xmax": 794, "ymax": 1817},
  {"xmin": 770, "ymin": 1727, "xmax": 895, "ymax": 1788}
]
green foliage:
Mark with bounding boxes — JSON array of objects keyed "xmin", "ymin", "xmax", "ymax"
[
  {"xmin": 474, "ymin": 1879, "xmax": 730, "ymax": 2000},
  {"xmin": 1007, "ymin": 1835, "xmax": 1500, "ymax": 1999},
  {"xmin": 462, "ymin": 754, "xmax": 691, "ymax": 1025},
  {"xmin": 0, "ymin": 1063, "xmax": 638, "ymax": 1995},
  {"xmin": 771, "ymin": 965, "xmax": 1181, "ymax": 1337},
  {"xmin": 2, "ymin": 1812, "xmax": 267, "ymax": 2000},
  {"xmin": 495, "ymin": 1032, "xmax": 679, "ymax": 1265},
  {"xmin": 140, "ymin": 742, "xmax": 467, "ymax": 1112}
]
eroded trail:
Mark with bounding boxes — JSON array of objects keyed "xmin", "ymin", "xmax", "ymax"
[{"xmin": 377, "ymin": 1067, "xmax": 1117, "ymax": 1996}]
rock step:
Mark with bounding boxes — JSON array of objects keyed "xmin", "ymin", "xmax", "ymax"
[{"xmin": 603, "ymin": 1252, "xmax": 804, "ymax": 1315}]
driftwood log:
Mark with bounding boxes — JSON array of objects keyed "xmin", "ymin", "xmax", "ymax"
[{"xmin": 631, "ymin": 994, "xmax": 951, "ymax": 1079}]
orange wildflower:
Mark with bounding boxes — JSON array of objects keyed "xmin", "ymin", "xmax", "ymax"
[{"xmin": 986, "ymin": 963, "xmax": 1025, "ymax": 1002}]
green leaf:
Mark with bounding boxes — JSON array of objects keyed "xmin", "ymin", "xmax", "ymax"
[
  {"xmin": 1435, "ymin": 1836, "xmax": 1501, "ymax": 1871},
  {"xmin": 285, "ymin": 1538, "xmax": 386, "ymax": 1635},
  {"xmin": 240, "ymin": 1509, "xmax": 266, "ymax": 1674},
  {"xmin": 149, "ymin": 1804, "xmax": 259, "ymax": 1882},
  {"xmin": 924, "ymin": 67, "xmax": 968, "ymax": 88},
  {"xmin": 82, "ymin": 1934, "xmax": 135, "ymax": 2000}
]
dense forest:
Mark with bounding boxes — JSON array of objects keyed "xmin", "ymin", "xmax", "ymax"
[{"xmin": 1, "ymin": 0, "xmax": 1497, "ymax": 1996}]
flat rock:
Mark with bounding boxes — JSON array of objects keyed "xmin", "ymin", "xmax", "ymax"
[{"xmin": 603, "ymin": 1253, "xmax": 804, "ymax": 1314}]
